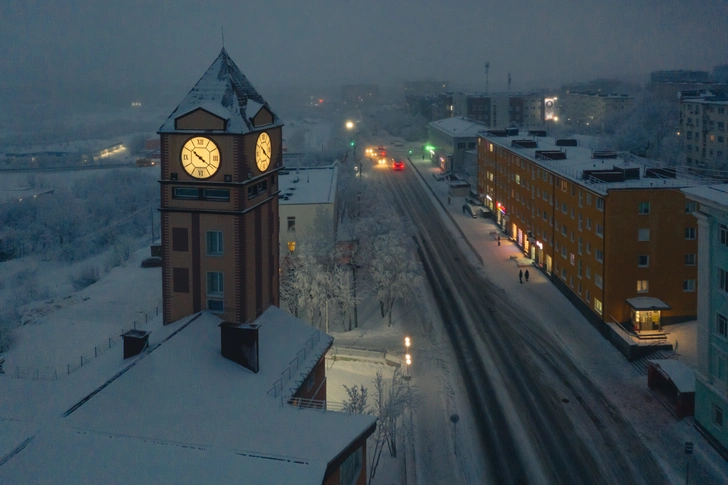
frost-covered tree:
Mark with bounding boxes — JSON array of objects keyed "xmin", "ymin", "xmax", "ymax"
[
  {"xmin": 370, "ymin": 229, "xmax": 423, "ymax": 326},
  {"xmin": 368, "ymin": 367, "xmax": 417, "ymax": 484}
]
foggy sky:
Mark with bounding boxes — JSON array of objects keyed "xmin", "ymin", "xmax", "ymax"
[{"xmin": 1, "ymin": 0, "xmax": 727, "ymax": 96}]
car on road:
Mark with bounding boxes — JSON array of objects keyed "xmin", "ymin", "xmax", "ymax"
[
  {"xmin": 392, "ymin": 160, "xmax": 404, "ymax": 171},
  {"xmin": 462, "ymin": 203, "xmax": 479, "ymax": 218},
  {"xmin": 141, "ymin": 256, "xmax": 162, "ymax": 268}
]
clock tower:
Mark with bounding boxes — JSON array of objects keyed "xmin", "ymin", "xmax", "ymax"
[{"xmin": 158, "ymin": 48, "xmax": 283, "ymax": 324}]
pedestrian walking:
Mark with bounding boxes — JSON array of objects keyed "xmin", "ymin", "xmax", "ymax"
[
  {"xmin": 497, "ymin": 236, "xmax": 500, "ymax": 246},
  {"xmin": 519, "ymin": 269, "xmax": 523, "ymax": 284},
  {"xmin": 448, "ymin": 196, "xmax": 451, "ymax": 205},
  {"xmin": 525, "ymin": 269, "xmax": 530, "ymax": 282}
]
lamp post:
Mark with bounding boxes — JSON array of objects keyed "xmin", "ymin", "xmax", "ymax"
[
  {"xmin": 404, "ymin": 336, "xmax": 412, "ymax": 379},
  {"xmin": 345, "ymin": 120, "xmax": 361, "ymax": 179}
]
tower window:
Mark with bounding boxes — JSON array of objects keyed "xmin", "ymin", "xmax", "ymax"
[
  {"xmin": 207, "ymin": 272, "xmax": 224, "ymax": 296},
  {"xmin": 172, "ymin": 228, "xmax": 189, "ymax": 252},
  {"xmin": 173, "ymin": 267, "xmax": 189, "ymax": 293},
  {"xmin": 206, "ymin": 231, "xmax": 223, "ymax": 256},
  {"xmin": 287, "ymin": 217, "xmax": 296, "ymax": 232}
]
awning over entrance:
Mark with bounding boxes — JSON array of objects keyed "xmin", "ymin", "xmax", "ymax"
[{"xmin": 626, "ymin": 297, "xmax": 671, "ymax": 311}]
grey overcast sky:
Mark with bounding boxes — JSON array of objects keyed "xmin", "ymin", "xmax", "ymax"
[{"xmin": 1, "ymin": 0, "xmax": 727, "ymax": 95}]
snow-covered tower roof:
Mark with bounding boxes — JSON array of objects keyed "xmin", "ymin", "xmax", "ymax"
[{"xmin": 159, "ymin": 48, "xmax": 283, "ymax": 134}]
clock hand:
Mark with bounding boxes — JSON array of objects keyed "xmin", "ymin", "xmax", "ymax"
[{"xmin": 193, "ymin": 151, "xmax": 211, "ymax": 166}]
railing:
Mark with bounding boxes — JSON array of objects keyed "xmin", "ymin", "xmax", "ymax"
[
  {"xmin": 266, "ymin": 331, "xmax": 322, "ymax": 398},
  {"xmin": 1, "ymin": 302, "xmax": 161, "ymax": 380},
  {"xmin": 284, "ymin": 396, "xmax": 348, "ymax": 412}
]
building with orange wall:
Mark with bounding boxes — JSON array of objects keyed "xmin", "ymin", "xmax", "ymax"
[{"xmin": 478, "ymin": 130, "xmax": 717, "ymax": 331}]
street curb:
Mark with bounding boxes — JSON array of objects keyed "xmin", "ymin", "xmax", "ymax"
[{"xmin": 407, "ymin": 157, "xmax": 483, "ymax": 265}]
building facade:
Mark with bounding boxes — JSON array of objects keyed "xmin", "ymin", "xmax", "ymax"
[
  {"xmin": 478, "ymin": 132, "xmax": 705, "ymax": 328},
  {"xmin": 278, "ymin": 165, "xmax": 339, "ymax": 255},
  {"xmin": 403, "ymin": 80, "xmax": 449, "ymax": 98},
  {"xmin": 683, "ymin": 184, "xmax": 728, "ymax": 455},
  {"xmin": 427, "ymin": 117, "xmax": 486, "ymax": 172},
  {"xmin": 560, "ymin": 92, "xmax": 634, "ymax": 131},
  {"xmin": 451, "ymin": 93, "xmax": 547, "ymax": 128},
  {"xmin": 679, "ymin": 92, "xmax": 728, "ymax": 171}
]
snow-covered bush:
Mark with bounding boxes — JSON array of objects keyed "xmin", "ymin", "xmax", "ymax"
[{"xmin": 70, "ymin": 265, "xmax": 100, "ymax": 291}]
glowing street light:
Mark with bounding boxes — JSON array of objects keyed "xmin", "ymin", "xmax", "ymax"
[
  {"xmin": 405, "ymin": 353, "xmax": 412, "ymax": 378},
  {"xmin": 345, "ymin": 120, "xmax": 355, "ymax": 130},
  {"xmin": 405, "ymin": 336, "xmax": 411, "ymax": 349}
]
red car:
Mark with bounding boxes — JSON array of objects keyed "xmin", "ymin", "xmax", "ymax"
[{"xmin": 392, "ymin": 160, "xmax": 404, "ymax": 171}]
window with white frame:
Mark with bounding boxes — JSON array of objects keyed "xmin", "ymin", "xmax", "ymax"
[
  {"xmin": 685, "ymin": 201, "xmax": 697, "ymax": 213},
  {"xmin": 587, "ymin": 217, "xmax": 592, "ymax": 230},
  {"xmin": 207, "ymin": 272, "xmax": 224, "ymax": 296},
  {"xmin": 586, "ymin": 242, "xmax": 591, "ymax": 254},
  {"xmin": 586, "ymin": 265, "xmax": 591, "ymax": 279},
  {"xmin": 721, "ymin": 224, "xmax": 728, "ymax": 247},
  {"xmin": 287, "ymin": 216, "xmax": 296, "ymax": 232},
  {"xmin": 595, "ymin": 249, "xmax": 604, "ymax": 263},
  {"xmin": 596, "ymin": 224, "xmax": 603, "ymax": 237},
  {"xmin": 637, "ymin": 280, "xmax": 648, "ymax": 293},
  {"xmin": 578, "ymin": 213, "xmax": 582, "ymax": 231},
  {"xmin": 595, "ymin": 274, "xmax": 603, "ymax": 289},
  {"xmin": 717, "ymin": 313, "xmax": 728, "ymax": 339},
  {"xmin": 685, "ymin": 227, "xmax": 696, "ymax": 240},
  {"xmin": 638, "ymin": 228, "xmax": 650, "ymax": 241},
  {"xmin": 206, "ymin": 231, "xmax": 223, "ymax": 256},
  {"xmin": 578, "ymin": 260, "xmax": 582, "ymax": 277},
  {"xmin": 578, "ymin": 237, "xmax": 582, "ymax": 254},
  {"xmin": 685, "ymin": 254, "xmax": 696, "ymax": 266},
  {"xmin": 586, "ymin": 289, "xmax": 591, "ymax": 302},
  {"xmin": 720, "ymin": 268, "xmax": 728, "ymax": 292},
  {"xmin": 683, "ymin": 279, "xmax": 695, "ymax": 292},
  {"xmin": 587, "ymin": 193, "xmax": 592, "ymax": 205},
  {"xmin": 638, "ymin": 202, "xmax": 650, "ymax": 215},
  {"xmin": 596, "ymin": 198, "xmax": 604, "ymax": 211},
  {"xmin": 716, "ymin": 350, "xmax": 727, "ymax": 384},
  {"xmin": 561, "ymin": 246, "xmax": 567, "ymax": 258},
  {"xmin": 570, "ymin": 253, "xmax": 575, "ymax": 265},
  {"xmin": 561, "ymin": 267, "xmax": 567, "ymax": 279}
]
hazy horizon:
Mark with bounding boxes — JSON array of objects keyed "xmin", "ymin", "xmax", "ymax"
[{"xmin": 2, "ymin": 0, "xmax": 727, "ymax": 101}]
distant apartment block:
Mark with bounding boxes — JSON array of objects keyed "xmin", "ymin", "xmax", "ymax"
[
  {"xmin": 648, "ymin": 70, "xmax": 728, "ymax": 102},
  {"xmin": 714, "ymin": 64, "xmax": 728, "ymax": 84},
  {"xmin": 341, "ymin": 84, "xmax": 380, "ymax": 107},
  {"xmin": 560, "ymin": 92, "xmax": 634, "ymax": 131},
  {"xmin": 403, "ymin": 80, "xmax": 449, "ymax": 97},
  {"xmin": 682, "ymin": 183, "xmax": 728, "ymax": 457},
  {"xmin": 405, "ymin": 94, "xmax": 439, "ymax": 121},
  {"xmin": 561, "ymin": 79, "xmax": 623, "ymax": 95},
  {"xmin": 679, "ymin": 91, "xmax": 728, "ymax": 171},
  {"xmin": 477, "ymin": 132, "xmax": 711, "ymax": 338},
  {"xmin": 651, "ymin": 70, "xmax": 711, "ymax": 84},
  {"xmin": 447, "ymin": 93, "xmax": 550, "ymax": 129}
]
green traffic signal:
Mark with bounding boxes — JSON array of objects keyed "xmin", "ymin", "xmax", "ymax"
[{"xmin": 350, "ymin": 141, "xmax": 355, "ymax": 146}]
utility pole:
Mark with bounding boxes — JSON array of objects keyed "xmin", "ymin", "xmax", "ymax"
[
  {"xmin": 484, "ymin": 61, "xmax": 490, "ymax": 96},
  {"xmin": 508, "ymin": 72, "xmax": 511, "ymax": 93}
]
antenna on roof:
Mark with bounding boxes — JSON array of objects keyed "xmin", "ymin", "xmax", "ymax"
[
  {"xmin": 484, "ymin": 61, "xmax": 490, "ymax": 96},
  {"xmin": 221, "ymin": 26, "xmax": 225, "ymax": 48}
]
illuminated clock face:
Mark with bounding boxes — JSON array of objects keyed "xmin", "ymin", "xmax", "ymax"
[
  {"xmin": 181, "ymin": 136, "xmax": 220, "ymax": 179},
  {"xmin": 255, "ymin": 132, "xmax": 272, "ymax": 172}
]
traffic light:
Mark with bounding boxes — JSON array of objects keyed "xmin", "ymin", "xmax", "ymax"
[
  {"xmin": 409, "ymin": 149, "xmax": 412, "ymax": 154},
  {"xmin": 350, "ymin": 140, "xmax": 355, "ymax": 146}
]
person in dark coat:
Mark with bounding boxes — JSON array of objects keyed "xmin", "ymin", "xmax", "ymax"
[
  {"xmin": 497, "ymin": 236, "xmax": 500, "ymax": 246},
  {"xmin": 519, "ymin": 269, "xmax": 523, "ymax": 283},
  {"xmin": 525, "ymin": 269, "xmax": 530, "ymax": 282}
]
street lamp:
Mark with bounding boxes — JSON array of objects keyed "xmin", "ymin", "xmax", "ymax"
[
  {"xmin": 404, "ymin": 336, "xmax": 412, "ymax": 379},
  {"xmin": 345, "ymin": 120, "xmax": 361, "ymax": 178},
  {"xmin": 287, "ymin": 241, "xmax": 296, "ymax": 253}
]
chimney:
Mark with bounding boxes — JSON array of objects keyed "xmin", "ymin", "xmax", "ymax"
[
  {"xmin": 219, "ymin": 322, "xmax": 260, "ymax": 373},
  {"xmin": 121, "ymin": 330, "xmax": 150, "ymax": 359}
]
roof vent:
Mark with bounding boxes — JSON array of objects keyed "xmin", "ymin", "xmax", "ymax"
[
  {"xmin": 121, "ymin": 330, "xmax": 150, "ymax": 359},
  {"xmin": 220, "ymin": 322, "xmax": 260, "ymax": 373},
  {"xmin": 555, "ymin": 139, "xmax": 578, "ymax": 147}
]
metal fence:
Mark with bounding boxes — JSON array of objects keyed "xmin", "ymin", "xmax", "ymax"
[
  {"xmin": 266, "ymin": 331, "xmax": 322, "ymax": 398},
  {"xmin": 1, "ymin": 302, "xmax": 162, "ymax": 381}
]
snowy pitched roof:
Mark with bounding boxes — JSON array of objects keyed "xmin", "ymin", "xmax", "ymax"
[
  {"xmin": 159, "ymin": 48, "xmax": 283, "ymax": 134},
  {"xmin": 0, "ymin": 308, "xmax": 376, "ymax": 484},
  {"xmin": 682, "ymin": 184, "xmax": 728, "ymax": 209},
  {"xmin": 428, "ymin": 117, "xmax": 487, "ymax": 138},
  {"xmin": 279, "ymin": 166, "xmax": 338, "ymax": 205}
]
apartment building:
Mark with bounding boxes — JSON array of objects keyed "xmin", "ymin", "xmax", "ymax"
[
  {"xmin": 452, "ymin": 93, "xmax": 547, "ymax": 128},
  {"xmin": 683, "ymin": 184, "xmax": 728, "ymax": 456},
  {"xmin": 679, "ymin": 91, "xmax": 728, "ymax": 170},
  {"xmin": 403, "ymin": 80, "xmax": 449, "ymax": 97},
  {"xmin": 560, "ymin": 92, "xmax": 634, "ymax": 131},
  {"xmin": 477, "ymin": 131, "xmax": 710, "ymax": 331}
]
